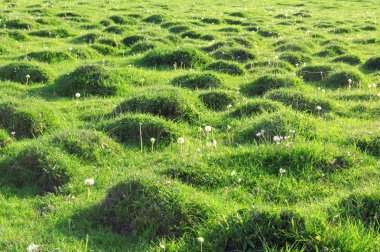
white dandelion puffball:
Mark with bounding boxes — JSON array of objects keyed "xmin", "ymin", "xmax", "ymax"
[
  {"xmin": 227, "ymin": 125, "xmax": 232, "ymax": 130},
  {"xmin": 85, "ymin": 178, "xmax": 94, "ymax": 186},
  {"xmin": 348, "ymin": 78, "xmax": 352, "ymax": 84},
  {"xmin": 231, "ymin": 170, "xmax": 237, "ymax": 176},
  {"xmin": 316, "ymin": 106, "xmax": 322, "ymax": 111},
  {"xmin": 205, "ymin": 126, "xmax": 212, "ymax": 132},
  {"xmin": 150, "ymin": 138, "xmax": 156, "ymax": 143},
  {"xmin": 27, "ymin": 244, "xmax": 40, "ymax": 252},
  {"xmin": 197, "ymin": 237, "xmax": 204, "ymax": 243},
  {"xmin": 177, "ymin": 137, "xmax": 185, "ymax": 144},
  {"xmin": 227, "ymin": 104, "xmax": 233, "ymax": 109},
  {"xmin": 75, "ymin": 92, "xmax": 81, "ymax": 98},
  {"xmin": 198, "ymin": 126, "xmax": 203, "ymax": 132},
  {"xmin": 279, "ymin": 168, "xmax": 286, "ymax": 174},
  {"xmin": 213, "ymin": 140, "xmax": 217, "ymax": 146},
  {"xmin": 289, "ymin": 129, "xmax": 296, "ymax": 134},
  {"xmin": 159, "ymin": 242, "xmax": 165, "ymax": 249},
  {"xmin": 26, "ymin": 74, "xmax": 30, "ymax": 79}
]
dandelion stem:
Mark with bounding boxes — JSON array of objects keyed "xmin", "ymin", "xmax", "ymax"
[{"xmin": 139, "ymin": 123, "xmax": 143, "ymax": 153}]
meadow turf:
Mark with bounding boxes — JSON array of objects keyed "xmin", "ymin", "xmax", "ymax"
[{"xmin": 0, "ymin": 0, "xmax": 379, "ymax": 251}]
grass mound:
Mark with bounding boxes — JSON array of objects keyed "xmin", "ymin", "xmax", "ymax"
[
  {"xmin": 90, "ymin": 44, "xmax": 117, "ymax": 55},
  {"xmin": 236, "ymin": 110, "xmax": 317, "ymax": 142},
  {"xmin": 8, "ymin": 31, "xmax": 30, "ymax": 41},
  {"xmin": 229, "ymin": 99, "xmax": 282, "ymax": 118},
  {"xmin": 332, "ymin": 54, "xmax": 361, "ymax": 65},
  {"xmin": 96, "ymin": 177, "xmax": 213, "ymax": 238},
  {"xmin": 275, "ymin": 43, "xmax": 310, "ymax": 53},
  {"xmin": 335, "ymin": 192, "xmax": 380, "ymax": 230},
  {"xmin": 104, "ymin": 25, "xmax": 125, "ymax": 34},
  {"xmin": 316, "ymin": 45, "xmax": 347, "ymax": 57},
  {"xmin": 29, "ymin": 29, "xmax": 73, "ymax": 38},
  {"xmin": 0, "ymin": 62, "xmax": 50, "ymax": 84},
  {"xmin": 52, "ymin": 129, "xmax": 120, "ymax": 162},
  {"xmin": 297, "ymin": 64, "xmax": 334, "ymax": 82},
  {"xmin": 199, "ymin": 90, "xmax": 238, "ymax": 111},
  {"xmin": 323, "ymin": 69, "xmax": 365, "ymax": 88},
  {"xmin": 363, "ymin": 56, "xmax": 380, "ymax": 71},
  {"xmin": 265, "ymin": 88, "xmax": 335, "ymax": 115},
  {"xmin": 114, "ymin": 87, "xmax": 202, "ymax": 122},
  {"xmin": 25, "ymin": 51, "xmax": 72, "ymax": 63},
  {"xmin": 1, "ymin": 143, "xmax": 73, "ymax": 193},
  {"xmin": 142, "ymin": 14, "xmax": 165, "ymax": 24},
  {"xmin": 279, "ymin": 52, "xmax": 312, "ymax": 66},
  {"xmin": 0, "ymin": 100, "xmax": 57, "ymax": 138},
  {"xmin": 211, "ymin": 47, "xmax": 255, "ymax": 62},
  {"xmin": 121, "ymin": 35, "xmax": 146, "ymax": 46},
  {"xmin": 5, "ymin": 19, "xmax": 32, "ymax": 29},
  {"xmin": 106, "ymin": 114, "xmax": 182, "ymax": 146},
  {"xmin": 205, "ymin": 60, "xmax": 245, "ymax": 75},
  {"xmin": 246, "ymin": 60, "xmax": 295, "ymax": 72},
  {"xmin": 350, "ymin": 132, "xmax": 380, "ymax": 157},
  {"xmin": 168, "ymin": 25, "xmax": 190, "ymax": 34},
  {"xmin": 202, "ymin": 41, "xmax": 234, "ymax": 53},
  {"xmin": 54, "ymin": 65, "xmax": 122, "ymax": 96},
  {"xmin": 242, "ymin": 74, "xmax": 303, "ymax": 96},
  {"xmin": 140, "ymin": 47, "xmax": 210, "ymax": 69},
  {"xmin": 210, "ymin": 209, "xmax": 316, "ymax": 251},
  {"xmin": 73, "ymin": 33, "xmax": 101, "ymax": 44},
  {"xmin": 257, "ymin": 28, "xmax": 280, "ymax": 37},
  {"xmin": 129, "ymin": 41, "xmax": 157, "ymax": 54},
  {"xmin": 171, "ymin": 72, "xmax": 223, "ymax": 89},
  {"xmin": 0, "ymin": 129, "xmax": 12, "ymax": 148}
]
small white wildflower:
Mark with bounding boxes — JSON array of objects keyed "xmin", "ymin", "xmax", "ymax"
[
  {"xmin": 27, "ymin": 243, "xmax": 40, "ymax": 252},
  {"xmin": 26, "ymin": 74, "xmax": 30, "ymax": 79},
  {"xmin": 231, "ymin": 170, "xmax": 237, "ymax": 176},
  {"xmin": 84, "ymin": 178, "xmax": 94, "ymax": 186},
  {"xmin": 289, "ymin": 129, "xmax": 296, "ymax": 134},
  {"xmin": 10, "ymin": 131, "xmax": 16, "ymax": 136},
  {"xmin": 159, "ymin": 242, "xmax": 165, "ymax": 249},
  {"xmin": 212, "ymin": 139, "xmax": 217, "ymax": 146},
  {"xmin": 279, "ymin": 168, "xmax": 286, "ymax": 174},
  {"xmin": 348, "ymin": 79, "xmax": 352, "ymax": 84},
  {"xmin": 227, "ymin": 104, "xmax": 233, "ymax": 109},
  {"xmin": 237, "ymin": 178, "xmax": 242, "ymax": 183},
  {"xmin": 198, "ymin": 127, "xmax": 203, "ymax": 132},
  {"xmin": 316, "ymin": 106, "xmax": 322, "ymax": 111},
  {"xmin": 75, "ymin": 92, "xmax": 81, "ymax": 98},
  {"xmin": 177, "ymin": 137, "xmax": 185, "ymax": 144},
  {"xmin": 227, "ymin": 125, "xmax": 232, "ymax": 130},
  {"xmin": 205, "ymin": 126, "xmax": 212, "ymax": 132},
  {"xmin": 150, "ymin": 138, "xmax": 155, "ymax": 143},
  {"xmin": 197, "ymin": 237, "xmax": 204, "ymax": 243}
]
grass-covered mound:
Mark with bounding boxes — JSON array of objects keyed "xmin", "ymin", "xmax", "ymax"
[
  {"xmin": 265, "ymin": 88, "xmax": 335, "ymax": 115},
  {"xmin": 349, "ymin": 132, "xmax": 380, "ymax": 157},
  {"xmin": 333, "ymin": 192, "xmax": 380, "ymax": 230},
  {"xmin": 142, "ymin": 14, "xmax": 165, "ymax": 24},
  {"xmin": 323, "ymin": 69, "xmax": 365, "ymax": 88},
  {"xmin": 363, "ymin": 56, "xmax": 380, "ymax": 71},
  {"xmin": 0, "ymin": 62, "xmax": 50, "ymax": 84},
  {"xmin": 242, "ymin": 74, "xmax": 303, "ymax": 96},
  {"xmin": 246, "ymin": 60, "xmax": 295, "ymax": 73},
  {"xmin": 171, "ymin": 72, "xmax": 223, "ymax": 89},
  {"xmin": 1, "ymin": 143, "xmax": 74, "ymax": 193},
  {"xmin": 25, "ymin": 51, "xmax": 73, "ymax": 63},
  {"xmin": 297, "ymin": 64, "xmax": 334, "ymax": 82},
  {"xmin": 236, "ymin": 110, "xmax": 317, "ymax": 143},
  {"xmin": 209, "ymin": 209, "xmax": 317, "ymax": 251},
  {"xmin": 105, "ymin": 114, "xmax": 182, "ymax": 146},
  {"xmin": 29, "ymin": 29, "xmax": 73, "ymax": 38},
  {"xmin": 275, "ymin": 42, "xmax": 310, "ymax": 53},
  {"xmin": 199, "ymin": 90, "xmax": 238, "ymax": 111},
  {"xmin": 205, "ymin": 60, "xmax": 245, "ymax": 75},
  {"xmin": 52, "ymin": 129, "xmax": 120, "ymax": 162},
  {"xmin": 129, "ymin": 41, "xmax": 157, "ymax": 54},
  {"xmin": 279, "ymin": 52, "xmax": 312, "ymax": 66},
  {"xmin": 315, "ymin": 45, "xmax": 348, "ymax": 57},
  {"xmin": 121, "ymin": 35, "xmax": 147, "ymax": 46},
  {"xmin": 54, "ymin": 65, "xmax": 123, "ymax": 96},
  {"xmin": 229, "ymin": 99, "xmax": 282, "ymax": 118},
  {"xmin": 114, "ymin": 87, "xmax": 202, "ymax": 122},
  {"xmin": 140, "ymin": 47, "xmax": 211, "ymax": 69},
  {"xmin": 0, "ymin": 129, "xmax": 12, "ymax": 148},
  {"xmin": 0, "ymin": 100, "xmax": 57, "ymax": 138},
  {"xmin": 95, "ymin": 177, "xmax": 214, "ymax": 238},
  {"xmin": 4, "ymin": 19, "xmax": 33, "ymax": 29},
  {"xmin": 211, "ymin": 47, "xmax": 255, "ymax": 62},
  {"xmin": 90, "ymin": 44, "xmax": 117, "ymax": 55},
  {"xmin": 332, "ymin": 54, "xmax": 361, "ymax": 65}
]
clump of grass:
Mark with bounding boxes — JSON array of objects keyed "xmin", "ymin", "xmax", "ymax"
[
  {"xmin": 315, "ymin": 45, "xmax": 347, "ymax": 57},
  {"xmin": 323, "ymin": 69, "xmax": 365, "ymax": 89},
  {"xmin": 205, "ymin": 60, "xmax": 245, "ymax": 75},
  {"xmin": 142, "ymin": 14, "xmax": 165, "ymax": 24},
  {"xmin": 279, "ymin": 52, "xmax": 312, "ymax": 66},
  {"xmin": 349, "ymin": 132, "xmax": 380, "ymax": 157},
  {"xmin": 140, "ymin": 47, "xmax": 211, "ymax": 69},
  {"xmin": 1, "ymin": 143, "xmax": 74, "ymax": 193},
  {"xmin": 52, "ymin": 129, "xmax": 120, "ymax": 162},
  {"xmin": 104, "ymin": 25, "xmax": 125, "ymax": 34},
  {"xmin": 8, "ymin": 31, "xmax": 30, "ymax": 41},
  {"xmin": 5, "ymin": 19, "xmax": 32, "ymax": 29},
  {"xmin": 236, "ymin": 109, "xmax": 317, "ymax": 142},
  {"xmin": 211, "ymin": 47, "xmax": 255, "ymax": 62},
  {"xmin": 275, "ymin": 43, "xmax": 310, "ymax": 53},
  {"xmin": 202, "ymin": 41, "xmax": 234, "ymax": 53},
  {"xmin": 69, "ymin": 47, "xmax": 99, "ymax": 59},
  {"xmin": 333, "ymin": 192, "xmax": 380, "ymax": 230},
  {"xmin": 171, "ymin": 72, "xmax": 223, "ymax": 89},
  {"xmin": 297, "ymin": 64, "xmax": 334, "ymax": 82},
  {"xmin": 25, "ymin": 51, "xmax": 73, "ymax": 63},
  {"xmin": 209, "ymin": 209, "xmax": 318, "ymax": 251},
  {"xmin": 0, "ymin": 100, "xmax": 57, "ymax": 138},
  {"xmin": 54, "ymin": 64, "xmax": 123, "ymax": 96},
  {"xmin": 72, "ymin": 33, "xmax": 101, "ymax": 44},
  {"xmin": 90, "ymin": 44, "xmax": 117, "ymax": 55},
  {"xmin": 199, "ymin": 90, "xmax": 238, "ymax": 111},
  {"xmin": 29, "ymin": 29, "xmax": 73, "ymax": 38},
  {"xmin": 257, "ymin": 28, "xmax": 280, "ymax": 37},
  {"xmin": 363, "ymin": 56, "xmax": 380, "ymax": 71},
  {"xmin": 0, "ymin": 62, "xmax": 50, "ymax": 84},
  {"xmin": 332, "ymin": 55, "xmax": 361, "ymax": 65},
  {"xmin": 229, "ymin": 99, "xmax": 282, "ymax": 118},
  {"xmin": 246, "ymin": 60, "xmax": 295, "ymax": 72},
  {"xmin": 95, "ymin": 176, "xmax": 214, "ymax": 239},
  {"xmin": 105, "ymin": 113, "xmax": 182, "ymax": 146},
  {"xmin": 121, "ymin": 35, "xmax": 147, "ymax": 46},
  {"xmin": 109, "ymin": 15, "xmax": 129, "ymax": 24},
  {"xmin": 114, "ymin": 87, "xmax": 202, "ymax": 122},
  {"xmin": 242, "ymin": 74, "xmax": 303, "ymax": 96},
  {"xmin": 0, "ymin": 129, "xmax": 12, "ymax": 148},
  {"xmin": 265, "ymin": 88, "xmax": 335, "ymax": 115},
  {"xmin": 168, "ymin": 25, "xmax": 190, "ymax": 34},
  {"xmin": 129, "ymin": 41, "xmax": 157, "ymax": 54}
]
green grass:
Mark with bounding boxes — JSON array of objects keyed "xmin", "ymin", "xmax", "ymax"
[{"xmin": 0, "ymin": 0, "xmax": 379, "ymax": 251}]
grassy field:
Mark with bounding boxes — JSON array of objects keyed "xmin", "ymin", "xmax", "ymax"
[{"xmin": 0, "ymin": 0, "xmax": 380, "ymax": 251}]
